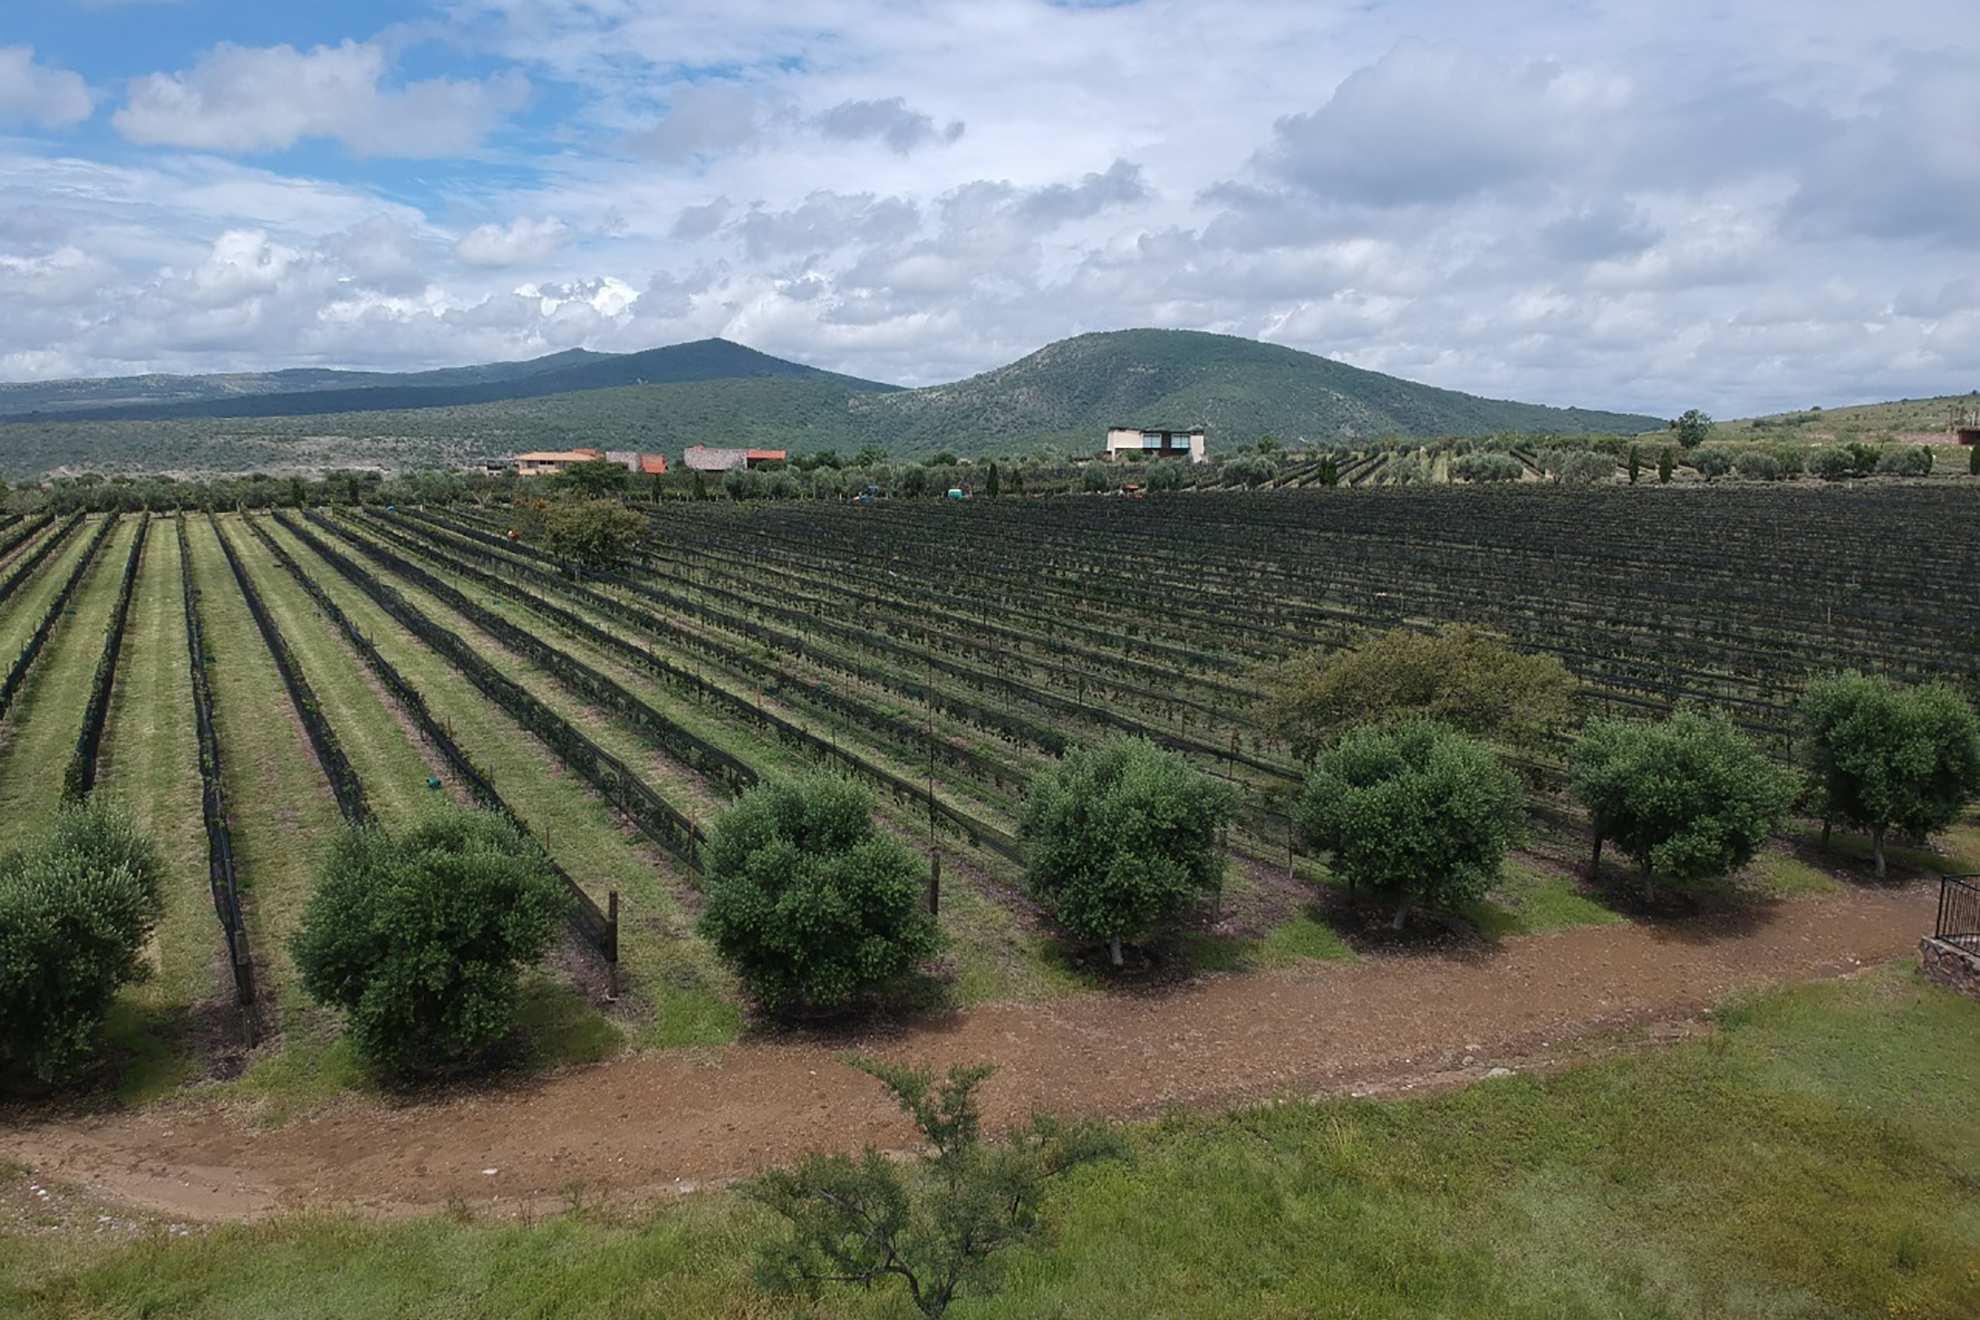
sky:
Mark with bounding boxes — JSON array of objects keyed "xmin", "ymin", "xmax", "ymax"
[{"xmin": 1, "ymin": 0, "xmax": 1975, "ymax": 418}]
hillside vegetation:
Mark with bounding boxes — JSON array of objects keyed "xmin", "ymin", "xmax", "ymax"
[
  {"xmin": 1707, "ymin": 392, "xmax": 1980, "ymax": 448},
  {"xmin": 0, "ymin": 330, "xmax": 1661, "ymax": 478}
]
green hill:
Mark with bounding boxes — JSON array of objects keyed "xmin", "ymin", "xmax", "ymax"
[
  {"xmin": 0, "ymin": 329, "xmax": 1665, "ymax": 479},
  {"xmin": 1709, "ymin": 393, "xmax": 1980, "ymax": 447},
  {"xmin": 846, "ymin": 329, "xmax": 1659, "ymax": 458}
]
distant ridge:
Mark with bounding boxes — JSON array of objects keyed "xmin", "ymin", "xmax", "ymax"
[
  {"xmin": 0, "ymin": 339, "xmax": 901, "ymax": 423},
  {"xmin": 0, "ymin": 328, "xmax": 1667, "ymax": 478}
]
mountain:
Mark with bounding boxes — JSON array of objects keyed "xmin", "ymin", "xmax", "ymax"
[
  {"xmin": 845, "ymin": 329, "xmax": 1660, "ymax": 457},
  {"xmin": 0, "ymin": 329, "xmax": 1664, "ymax": 478},
  {"xmin": 0, "ymin": 339, "xmax": 899, "ymax": 422}
]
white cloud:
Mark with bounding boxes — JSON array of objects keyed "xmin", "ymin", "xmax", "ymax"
[
  {"xmin": 113, "ymin": 40, "xmax": 527, "ymax": 156},
  {"xmin": 817, "ymin": 98, "xmax": 963, "ymax": 154},
  {"xmin": 626, "ymin": 84, "xmax": 762, "ymax": 162},
  {"xmin": 454, "ymin": 215, "xmax": 573, "ymax": 268},
  {"xmin": 0, "ymin": 47, "xmax": 95, "ymax": 129}
]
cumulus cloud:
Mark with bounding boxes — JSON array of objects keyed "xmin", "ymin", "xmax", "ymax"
[
  {"xmin": 817, "ymin": 98, "xmax": 963, "ymax": 153},
  {"xmin": 321, "ymin": 215, "xmax": 434, "ymax": 294},
  {"xmin": 670, "ymin": 197, "xmax": 732, "ymax": 241},
  {"xmin": 0, "ymin": 47, "xmax": 95, "ymax": 129},
  {"xmin": 454, "ymin": 215, "xmax": 573, "ymax": 268},
  {"xmin": 1019, "ymin": 159, "xmax": 1150, "ymax": 225},
  {"xmin": 113, "ymin": 40, "xmax": 527, "ymax": 156}
]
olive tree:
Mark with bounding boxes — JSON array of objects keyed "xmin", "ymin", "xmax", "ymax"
[
  {"xmin": 698, "ymin": 773, "xmax": 940, "ymax": 1010},
  {"xmin": 0, "ymin": 804, "xmax": 162, "ymax": 1087},
  {"xmin": 539, "ymin": 498, "xmax": 648, "ymax": 576},
  {"xmin": 291, "ymin": 807, "xmax": 567, "ymax": 1078},
  {"xmin": 1293, "ymin": 720, "xmax": 1524, "ymax": 929},
  {"xmin": 1673, "ymin": 408, "xmax": 1712, "ymax": 449},
  {"xmin": 1800, "ymin": 673, "xmax": 1980, "ymax": 878},
  {"xmin": 1020, "ymin": 738, "xmax": 1237, "ymax": 965},
  {"xmin": 1570, "ymin": 711, "xmax": 1795, "ymax": 903}
]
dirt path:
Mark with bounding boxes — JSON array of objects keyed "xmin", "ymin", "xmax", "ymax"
[{"xmin": 2, "ymin": 882, "xmax": 1933, "ymax": 1221}]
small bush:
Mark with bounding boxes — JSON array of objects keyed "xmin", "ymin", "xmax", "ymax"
[
  {"xmin": 1877, "ymin": 446, "xmax": 1934, "ymax": 478},
  {"xmin": 1731, "ymin": 450, "xmax": 1783, "ymax": 481},
  {"xmin": 1453, "ymin": 452, "xmax": 1523, "ymax": 483},
  {"xmin": 1810, "ymin": 448, "xmax": 1857, "ymax": 481},
  {"xmin": 698, "ymin": 773, "xmax": 940, "ymax": 1011},
  {"xmin": 1690, "ymin": 449, "xmax": 1733, "ymax": 481},
  {"xmin": 291, "ymin": 807, "xmax": 567, "ymax": 1078},
  {"xmin": 0, "ymin": 803, "xmax": 163, "ymax": 1087}
]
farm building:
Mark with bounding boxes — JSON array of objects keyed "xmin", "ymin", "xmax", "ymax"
[
  {"xmin": 683, "ymin": 446, "xmax": 788, "ymax": 471},
  {"xmin": 515, "ymin": 449, "xmax": 667, "ymax": 476},
  {"xmin": 514, "ymin": 448, "xmax": 604, "ymax": 476},
  {"xmin": 1105, "ymin": 426, "xmax": 1207, "ymax": 463}
]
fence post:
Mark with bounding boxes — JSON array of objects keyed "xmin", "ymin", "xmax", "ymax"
[
  {"xmin": 605, "ymin": 890, "xmax": 620, "ymax": 1000},
  {"xmin": 927, "ymin": 853, "xmax": 941, "ymax": 916}
]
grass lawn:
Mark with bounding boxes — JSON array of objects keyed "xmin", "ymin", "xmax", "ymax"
[{"xmin": 7, "ymin": 962, "xmax": 1978, "ymax": 1318}]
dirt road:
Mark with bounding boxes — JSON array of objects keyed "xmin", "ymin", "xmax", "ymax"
[{"xmin": 2, "ymin": 881, "xmax": 1933, "ymax": 1221}]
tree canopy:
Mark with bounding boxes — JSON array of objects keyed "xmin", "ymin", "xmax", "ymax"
[
  {"xmin": 290, "ymin": 806, "xmax": 567, "ymax": 1077},
  {"xmin": 697, "ymin": 773, "xmax": 941, "ymax": 1010},
  {"xmin": 1019, "ymin": 737, "xmax": 1237, "ymax": 965},
  {"xmin": 0, "ymin": 803, "xmax": 162, "ymax": 1088},
  {"xmin": 538, "ymin": 497, "xmax": 648, "ymax": 574},
  {"xmin": 1292, "ymin": 720, "xmax": 1525, "ymax": 929},
  {"xmin": 1261, "ymin": 624, "xmax": 1577, "ymax": 764},
  {"xmin": 1571, "ymin": 711, "xmax": 1795, "ymax": 902},
  {"xmin": 1800, "ymin": 672, "xmax": 1980, "ymax": 877}
]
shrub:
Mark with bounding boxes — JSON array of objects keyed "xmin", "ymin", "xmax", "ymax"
[
  {"xmin": 1877, "ymin": 446, "xmax": 1934, "ymax": 478},
  {"xmin": 1262, "ymin": 624, "xmax": 1576, "ymax": 764},
  {"xmin": 698, "ymin": 773, "xmax": 940, "ymax": 1010},
  {"xmin": 0, "ymin": 803, "xmax": 163, "ymax": 1087},
  {"xmin": 1811, "ymin": 448, "xmax": 1857, "ymax": 481},
  {"xmin": 290, "ymin": 807, "xmax": 567, "ymax": 1078},
  {"xmin": 1020, "ymin": 738, "xmax": 1237, "ymax": 965},
  {"xmin": 1690, "ymin": 449, "xmax": 1733, "ymax": 481},
  {"xmin": 749, "ymin": 1056, "xmax": 1122, "ymax": 1318},
  {"xmin": 1800, "ymin": 673, "xmax": 1980, "ymax": 878},
  {"xmin": 1552, "ymin": 450, "xmax": 1616, "ymax": 485},
  {"xmin": 1079, "ymin": 463, "xmax": 1112, "ymax": 493},
  {"xmin": 1145, "ymin": 459, "xmax": 1188, "ymax": 492},
  {"xmin": 1293, "ymin": 720, "xmax": 1524, "ymax": 928},
  {"xmin": 1453, "ymin": 452, "xmax": 1524, "ymax": 483},
  {"xmin": 540, "ymin": 498, "xmax": 647, "ymax": 574},
  {"xmin": 1571, "ymin": 712, "xmax": 1795, "ymax": 903},
  {"xmin": 1731, "ymin": 450, "xmax": 1783, "ymax": 481},
  {"xmin": 1658, "ymin": 447, "xmax": 1674, "ymax": 483}
]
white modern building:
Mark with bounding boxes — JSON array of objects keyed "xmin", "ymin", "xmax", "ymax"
[{"xmin": 1104, "ymin": 426, "xmax": 1207, "ymax": 463}]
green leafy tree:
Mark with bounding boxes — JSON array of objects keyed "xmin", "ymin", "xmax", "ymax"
[
  {"xmin": 698, "ymin": 774, "xmax": 940, "ymax": 1010},
  {"xmin": 538, "ymin": 498, "xmax": 648, "ymax": 575},
  {"xmin": 290, "ymin": 807, "xmax": 567, "ymax": 1078},
  {"xmin": 1453, "ymin": 452, "xmax": 1523, "ymax": 483},
  {"xmin": 1261, "ymin": 624, "xmax": 1576, "ymax": 765},
  {"xmin": 855, "ymin": 444, "xmax": 890, "ymax": 467},
  {"xmin": 1673, "ymin": 408, "xmax": 1712, "ymax": 449},
  {"xmin": 925, "ymin": 451, "xmax": 959, "ymax": 467},
  {"xmin": 1658, "ymin": 447, "xmax": 1674, "ymax": 483},
  {"xmin": 1019, "ymin": 738, "xmax": 1237, "ymax": 965},
  {"xmin": 1627, "ymin": 444, "xmax": 1641, "ymax": 484},
  {"xmin": 1800, "ymin": 673, "xmax": 1980, "ymax": 878},
  {"xmin": 1079, "ymin": 463, "xmax": 1112, "ymax": 493},
  {"xmin": 1146, "ymin": 458, "xmax": 1188, "ymax": 492},
  {"xmin": 1316, "ymin": 453, "xmax": 1340, "ymax": 486},
  {"xmin": 0, "ymin": 804, "xmax": 162, "ymax": 1087},
  {"xmin": 750, "ymin": 1056, "xmax": 1122, "ymax": 1318},
  {"xmin": 552, "ymin": 457, "xmax": 631, "ymax": 499},
  {"xmin": 692, "ymin": 469, "xmax": 710, "ymax": 500},
  {"xmin": 984, "ymin": 460, "xmax": 1001, "ymax": 498},
  {"xmin": 1571, "ymin": 712, "xmax": 1795, "ymax": 903},
  {"xmin": 1293, "ymin": 720, "xmax": 1524, "ymax": 928}
]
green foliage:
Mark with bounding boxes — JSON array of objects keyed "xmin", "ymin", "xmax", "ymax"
[
  {"xmin": 0, "ymin": 803, "xmax": 162, "ymax": 1087},
  {"xmin": 1079, "ymin": 463, "xmax": 1112, "ymax": 493},
  {"xmin": 1019, "ymin": 738, "xmax": 1237, "ymax": 964},
  {"xmin": 1294, "ymin": 720, "xmax": 1524, "ymax": 925},
  {"xmin": 1969, "ymin": 443, "xmax": 1979, "ymax": 476},
  {"xmin": 1673, "ymin": 408, "xmax": 1712, "ymax": 449},
  {"xmin": 1731, "ymin": 449, "xmax": 1783, "ymax": 481},
  {"xmin": 1145, "ymin": 458, "xmax": 1188, "ymax": 491},
  {"xmin": 1800, "ymin": 672, "xmax": 1980, "ymax": 876},
  {"xmin": 1570, "ymin": 712, "xmax": 1795, "ymax": 901},
  {"xmin": 537, "ymin": 498, "xmax": 647, "ymax": 573},
  {"xmin": 1539, "ymin": 448, "xmax": 1614, "ymax": 485},
  {"xmin": 1690, "ymin": 449, "xmax": 1732, "ymax": 481},
  {"xmin": 697, "ymin": 773, "xmax": 941, "ymax": 1010},
  {"xmin": 748, "ymin": 1055, "xmax": 1123, "ymax": 1318},
  {"xmin": 549, "ymin": 458, "xmax": 631, "ymax": 499},
  {"xmin": 1877, "ymin": 445, "xmax": 1934, "ymax": 477},
  {"xmin": 1626, "ymin": 444, "xmax": 1641, "ymax": 484},
  {"xmin": 289, "ymin": 807, "xmax": 567, "ymax": 1078},
  {"xmin": 1261, "ymin": 624, "xmax": 1577, "ymax": 764},
  {"xmin": 1452, "ymin": 451, "xmax": 1523, "ymax": 483},
  {"xmin": 1810, "ymin": 447, "xmax": 1858, "ymax": 480},
  {"xmin": 1315, "ymin": 452, "xmax": 1340, "ymax": 486},
  {"xmin": 984, "ymin": 460, "xmax": 1001, "ymax": 498},
  {"xmin": 691, "ymin": 469, "xmax": 709, "ymax": 500},
  {"xmin": 1657, "ymin": 446, "xmax": 1674, "ymax": 482}
]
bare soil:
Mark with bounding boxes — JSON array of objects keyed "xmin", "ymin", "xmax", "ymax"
[{"xmin": 0, "ymin": 881, "xmax": 1933, "ymax": 1222}]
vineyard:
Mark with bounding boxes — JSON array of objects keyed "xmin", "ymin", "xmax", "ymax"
[{"xmin": 1, "ymin": 482, "xmax": 1975, "ymax": 1085}]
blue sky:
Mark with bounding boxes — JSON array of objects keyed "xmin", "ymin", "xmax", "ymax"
[{"xmin": 1, "ymin": 0, "xmax": 1975, "ymax": 418}]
